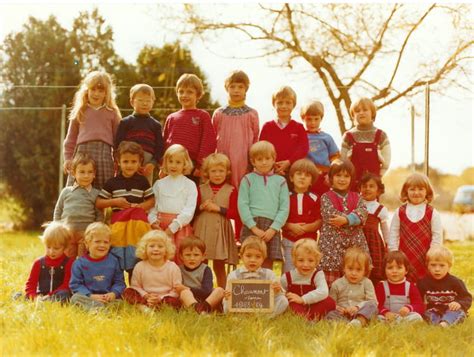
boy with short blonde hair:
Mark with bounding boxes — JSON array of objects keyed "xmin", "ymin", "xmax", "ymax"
[
  {"xmin": 163, "ymin": 73, "xmax": 216, "ymax": 183},
  {"xmin": 418, "ymin": 246, "xmax": 472, "ymax": 327},
  {"xmin": 115, "ymin": 83, "xmax": 163, "ymax": 184},
  {"xmin": 260, "ymin": 86, "xmax": 309, "ymax": 176}
]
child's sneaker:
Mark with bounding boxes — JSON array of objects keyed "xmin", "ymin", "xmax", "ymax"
[
  {"xmin": 138, "ymin": 305, "xmax": 153, "ymax": 314},
  {"xmin": 194, "ymin": 301, "xmax": 211, "ymax": 314},
  {"xmin": 349, "ymin": 319, "xmax": 362, "ymax": 327}
]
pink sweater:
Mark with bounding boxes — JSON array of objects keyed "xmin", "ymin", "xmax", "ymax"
[
  {"xmin": 130, "ymin": 260, "xmax": 182, "ymax": 298},
  {"xmin": 63, "ymin": 106, "xmax": 121, "ymax": 160}
]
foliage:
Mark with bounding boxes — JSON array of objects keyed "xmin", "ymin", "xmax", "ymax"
[
  {"xmin": 1, "ymin": 232, "xmax": 473, "ymax": 356},
  {"xmin": 178, "ymin": 3, "xmax": 473, "ymax": 134}
]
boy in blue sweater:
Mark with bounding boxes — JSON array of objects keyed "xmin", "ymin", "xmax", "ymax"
[{"xmin": 70, "ymin": 222, "xmax": 126, "ymax": 311}]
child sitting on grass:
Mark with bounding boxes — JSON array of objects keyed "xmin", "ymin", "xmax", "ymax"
[
  {"xmin": 327, "ymin": 247, "xmax": 378, "ymax": 327},
  {"xmin": 176, "ymin": 236, "xmax": 225, "ymax": 314},
  {"xmin": 70, "ymin": 223, "xmax": 126, "ymax": 311},
  {"xmin": 23, "ymin": 222, "xmax": 74, "ymax": 302},
  {"xmin": 418, "ymin": 246, "xmax": 472, "ymax": 327},
  {"xmin": 280, "ymin": 239, "xmax": 335, "ymax": 321},
  {"xmin": 122, "ymin": 230, "xmax": 182, "ymax": 312}
]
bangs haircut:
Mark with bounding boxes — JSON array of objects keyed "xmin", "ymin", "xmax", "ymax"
[
  {"xmin": 161, "ymin": 144, "xmax": 193, "ymax": 175},
  {"xmin": 176, "ymin": 73, "xmax": 204, "ymax": 99},
  {"xmin": 249, "ymin": 140, "xmax": 276, "ymax": 161},
  {"xmin": 344, "ymin": 247, "xmax": 371, "ymax": 276},
  {"xmin": 300, "ymin": 101, "xmax": 324, "ymax": 118},
  {"xmin": 136, "ymin": 230, "xmax": 176, "ymax": 261},
  {"xmin": 400, "ymin": 173, "xmax": 434, "ymax": 203},
  {"xmin": 116, "ymin": 141, "xmax": 144, "ymax": 162},
  {"xmin": 225, "ymin": 70, "xmax": 250, "ymax": 90},
  {"xmin": 426, "ymin": 246, "xmax": 453, "ymax": 267},
  {"xmin": 72, "ymin": 152, "xmax": 96, "ymax": 173},
  {"xmin": 382, "ymin": 251, "xmax": 413, "ymax": 279},
  {"xmin": 84, "ymin": 222, "xmax": 111, "ymax": 244},
  {"xmin": 328, "ymin": 159, "xmax": 355, "ymax": 184},
  {"xmin": 130, "ymin": 83, "xmax": 156, "ymax": 101},
  {"xmin": 289, "ymin": 159, "xmax": 320, "ymax": 185},
  {"xmin": 291, "ymin": 238, "xmax": 322, "ymax": 263},
  {"xmin": 350, "ymin": 97, "xmax": 377, "ymax": 120},
  {"xmin": 240, "ymin": 236, "xmax": 267, "ymax": 259},
  {"xmin": 272, "ymin": 86, "xmax": 297, "ymax": 106},
  {"xmin": 359, "ymin": 172, "xmax": 385, "ymax": 195},
  {"xmin": 40, "ymin": 221, "xmax": 71, "ymax": 248},
  {"xmin": 178, "ymin": 235, "xmax": 206, "ymax": 255},
  {"xmin": 201, "ymin": 153, "xmax": 231, "ymax": 182}
]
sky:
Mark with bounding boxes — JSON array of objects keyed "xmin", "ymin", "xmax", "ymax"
[{"xmin": 0, "ymin": 1, "xmax": 472, "ymax": 175}]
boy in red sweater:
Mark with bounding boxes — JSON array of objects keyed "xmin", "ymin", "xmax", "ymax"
[{"xmin": 259, "ymin": 86, "xmax": 309, "ymax": 176}]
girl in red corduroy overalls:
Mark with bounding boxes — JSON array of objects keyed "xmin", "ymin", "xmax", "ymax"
[
  {"xmin": 341, "ymin": 97, "xmax": 391, "ymax": 189},
  {"xmin": 388, "ymin": 173, "xmax": 443, "ymax": 281}
]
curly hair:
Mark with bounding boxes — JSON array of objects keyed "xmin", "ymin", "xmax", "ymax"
[{"xmin": 135, "ymin": 230, "xmax": 175, "ymax": 261}]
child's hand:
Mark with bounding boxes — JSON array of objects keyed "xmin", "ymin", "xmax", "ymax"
[
  {"xmin": 165, "ymin": 228, "xmax": 173, "ymax": 237},
  {"xmin": 250, "ymin": 226, "xmax": 265, "ymax": 238},
  {"xmin": 398, "ymin": 306, "xmax": 410, "ymax": 317},
  {"xmin": 275, "ymin": 160, "xmax": 290, "ymax": 175},
  {"xmin": 142, "ymin": 163, "xmax": 155, "ymax": 177},
  {"xmin": 90, "ymin": 294, "xmax": 107, "ymax": 303},
  {"xmin": 114, "ymin": 197, "xmax": 131, "ymax": 209},
  {"xmin": 346, "ymin": 305, "xmax": 359, "ymax": 316},
  {"xmin": 145, "ymin": 293, "xmax": 161, "ymax": 307},
  {"xmin": 286, "ymin": 292, "xmax": 304, "ymax": 304},
  {"xmin": 174, "ymin": 284, "xmax": 189, "ymax": 294},
  {"xmin": 286, "ymin": 223, "xmax": 306, "ymax": 237},
  {"xmin": 328, "ymin": 214, "xmax": 348, "ymax": 227},
  {"xmin": 272, "ymin": 281, "xmax": 282, "ymax": 294},
  {"xmin": 224, "ymin": 290, "xmax": 231, "ymax": 300},
  {"xmin": 336, "ymin": 305, "xmax": 347, "ymax": 314},
  {"xmin": 261, "ymin": 228, "xmax": 276, "ymax": 242},
  {"xmin": 201, "ymin": 199, "xmax": 219, "ymax": 213},
  {"xmin": 151, "ymin": 222, "xmax": 161, "ymax": 230},
  {"xmin": 448, "ymin": 301, "xmax": 461, "ymax": 311},
  {"xmin": 63, "ymin": 160, "xmax": 72, "ymax": 174},
  {"xmin": 384, "ymin": 311, "xmax": 398, "ymax": 322},
  {"xmin": 103, "ymin": 292, "xmax": 116, "ymax": 303}
]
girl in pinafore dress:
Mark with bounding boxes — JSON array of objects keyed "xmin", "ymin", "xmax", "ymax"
[
  {"xmin": 193, "ymin": 153, "xmax": 239, "ymax": 288},
  {"xmin": 360, "ymin": 172, "xmax": 389, "ymax": 285},
  {"xmin": 318, "ymin": 159, "xmax": 369, "ymax": 287},
  {"xmin": 388, "ymin": 173, "xmax": 442, "ymax": 281}
]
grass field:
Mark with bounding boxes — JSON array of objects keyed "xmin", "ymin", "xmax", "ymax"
[{"xmin": 1, "ymin": 232, "xmax": 473, "ymax": 356}]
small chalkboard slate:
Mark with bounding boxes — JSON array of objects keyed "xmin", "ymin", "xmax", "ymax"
[{"xmin": 228, "ymin": 279, "xmax": 274, "ymax": 313}]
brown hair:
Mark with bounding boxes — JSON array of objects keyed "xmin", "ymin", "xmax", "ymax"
[
  {"xmin": 359, "ymin": 172, "xmax": 385, "ymax": 195},
  {"xmin": 328, "ymin": 159, "xmax": 355, "ymax": 186},
  {"xmin": 176, "ymin": 73, "xmax": 204, "ymax": 99},
  {"xmin": 343, "ymin": 247, "xmax": 371, "ymax": 276},
  {"xmin": 289, "ymin": 159, "xmax": 320, "ymax": 187},
  {"xmin": 178, "ymin": 235, "xmax": 206, "ymax": 255},
  {"xmin": 249, "ymin": 140, "xmax": 276, "ymax": 161},
  {"xmin": 350, "ymin": 97, "xmax": 377, "ymax": 121},
  {"xmin": 116, "ymin": 141, "xmax": 144, "ymax": 163},
  {"xmin": 225, "ymin": 70, "xmax": 250, "ymax": 90},
  {"xmin": 400, "ymin": 173, "xmax": 435, "ymax": 203},
  {"xmin": 71, "ymin": 152, "xmax": 96, "ymax": 173},
  {"xmin": 130, "ymin": 83, "xmax": 156, "ymax": 101},
  {"xmin": 300, "ymin": 101, "xmax": 324, "ymax": 118},
  {"xmin": 383, "ymin": 251, "xmax": 413, "ymax": 279},
  {"xmin": 272, "ymin": 86, "xmax": 297, "ymax": 106},
  {"xmin": 240, "ymin": 236, "xmax": 267, "ymax": 259}
]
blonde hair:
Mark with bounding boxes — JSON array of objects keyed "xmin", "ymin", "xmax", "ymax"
[
  {"xmin": 249, "ymin": 140, "xmax": 276, "ymax": 161},
  {"xmin": 350, "ymin": 97, "xmax": 377, "ymax": 121},
  {"xmin": 84, "ymin": 222, "xmax": 111, "ymax": 244},
  {"xmin": 161, "ymin": 144, "xmax": 194, "ymax": 176},
  {"xmin": 130, "ymin": 83, "xmax": 156, "ymax": 101},
  {"xmin": 291, "ymin": 239, "xmax": 322, "ymax": 263},
  {"xmin": 272, "ymin": 86, "xmax": 297, "ymax": 106},
  {"xmin": 289, "ymin": 159, "xmax": 320, "ymax": 186},
  {"xmin": 69, "ymin": 71, "xmax": 121, "ymax": 124},
  {"xmin": 343, "ymin": 247, "xmax": 371, "ymax": 277},
  {"xmin": 426, "ymin": 246, "xmax": 453, "ymax": 267},
  {"xmin": 176, "ymin": 73, "xmax": 204, "ymax": 99},
  {"xmin": 136, "ymin": 230, "xmax": 175, "ymax": 261},
  {"xmin": 40, "ymin": 222, "xmax": 71, "ymax": 248},
  {"xmin": 400, "ymin": 173, "xmax": 435, "ymax": 203},
  {"xmin": 240, "ymin": 236, "xmax": 267, "ymax": 259},
  {"xmin": 301, "ymin": 101, "xmax": 324, "ymax": 118},
  {"xmin": 200, "ymin": 153, "xmax": 231, "ymax": 183},
  {"xmin": 225, "ymin": 70, "xmax": 250, "ymax": 90}
]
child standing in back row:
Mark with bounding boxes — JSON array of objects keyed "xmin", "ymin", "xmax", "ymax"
[
  {"xmin": 341, "ymin": 97, "xmax": 390, "ymax": 189},
  {"xmin": 163, "ymin": 73, "xmax": 216, "ymax": 184},
  {"xmin": 63, "ymin": 71, "xmax": 121, "ymax": 189},
  {"xmin": 259, "ymin": 86, "xmax": 309, "ymax": 176},
  {"xmin": 388, "ymin": 173, "xmax": 442, "ymax": 281}
]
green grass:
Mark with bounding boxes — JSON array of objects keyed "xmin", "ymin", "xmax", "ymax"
[{"xmin": 1, "ymin": 232, "xmax": 473, "ymax": 356}]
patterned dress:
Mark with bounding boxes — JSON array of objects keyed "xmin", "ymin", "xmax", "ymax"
[{"xmin": 363, "ymin": 203, "xmax": 387, "ymax": 284}]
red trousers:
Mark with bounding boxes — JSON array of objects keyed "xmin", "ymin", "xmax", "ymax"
[
  {"xmin": 289, "ymin": 296, "xmax": 336, "ymax": 321},
  {"xmin": 122, "ymin": 288, "xmax": 181, "ymax": 310}
]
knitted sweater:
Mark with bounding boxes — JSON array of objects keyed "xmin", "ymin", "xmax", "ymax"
[{"xmin": 329, "ymin": 276, "xmax": 377, "ymax": 308}]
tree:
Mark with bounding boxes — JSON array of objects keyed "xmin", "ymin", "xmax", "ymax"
[{"xmin": 178, "ymin": 3, "xmax": 473, "ymax": 134}]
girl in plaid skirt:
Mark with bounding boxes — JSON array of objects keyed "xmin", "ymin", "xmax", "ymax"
[
  {"xmin": 388, "ymin": 173, "xmax": 443, "ymax": 281},
  {"xmin": 63, "ymin": 71, "xmax": 121, "ymax": 189}
]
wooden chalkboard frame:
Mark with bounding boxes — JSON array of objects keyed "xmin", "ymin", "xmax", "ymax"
[{"xmin": 228, "ymin": 279, "xmax": 274, "ymax": 313}]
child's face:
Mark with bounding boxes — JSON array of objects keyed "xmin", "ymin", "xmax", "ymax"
[
  {"xmin": 352, "ymin": 105, "xmax": 373, "ymax": 127},
  {"xmin": 74, "ymin": 162, "xmax": 95, "ymax": 187},
  {"xmin": 180, "ymin": 247, "xmax": 205, "ymax": 270},
  {"xmin": 131, "ymin": 92, "xmax": 154, "ymax": 115},
  {"xmin": 291, "ymin": 170, "xmax": 313, "ymax": 193},
  {"xmin": 208, "ymin": 164, "xmax": 227, "ymax": 185},
  {"xmin": 360, "ymin": 179, "xmax": 379, "ymax": 201},
  {"xmin": 344, "ymin": 262, "xmax": 365, "ymax": 284},
  {"xmin": 294, "ymin": 250, "xmax": 319, "ymax": 277},
  {"xmin": 146, "ymin": 240, "xmax": 167, "ymax": 263},
  {"xmin": 177, "ymin": 86, "xmax": 198, "ymax": 110},
  {"xmin": 241, "ymin": 247, "xmax": 265, "ymax": 272},
  {"xmin": 274, "ymin": 96, "xmax": 295, "ymax": 121},
  {"xmin": 385, "ymin": 260, "xmax": 407, "ymax": 283},
  {"xmin": 427, "ymin": 259, "xmax": 450, "ymax": 280},
  {"xmin": 407, "ymin": 185, "xmax": 427, "ymax": 205},
  {"xmin": 45, "ymin": 242, "xmax": 66, "ymax": 260},
  {"xmin": 86, "ymin": 235, "xmax": 111, "ymax": 259},
  {"xmin": 303, "ymin": 115, "xmax": 323, "ymax": 132},
  {"xmin": 87, "ymin": 86, "xmax": 106, "ymax": 107},
  {"xmin": 227, "ymin": 82, "xmax": 247, "ymax": 103},
  {"xmin": 119, "ymin": 152, "xmax": 141, "ymax": 178},
  {"xmin": 166, "ymin": 153, "xmax": 186, "ymax": 177},
  {"xmin": 332, "ymin": 170, "xmax": 351, "ymax": 191},
  {"xmin": 252, "ymin": 154, "xmax": 275, "ymax": 175}
]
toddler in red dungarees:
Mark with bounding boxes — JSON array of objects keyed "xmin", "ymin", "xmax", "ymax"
[{"xmin": 341, "ymin": 97, "xmax": 391, "ymax": 189}]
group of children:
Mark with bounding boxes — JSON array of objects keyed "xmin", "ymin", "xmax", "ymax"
[{"xmin": 21, "ymin": 69, "xmax": 471, "ymax": 327}]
